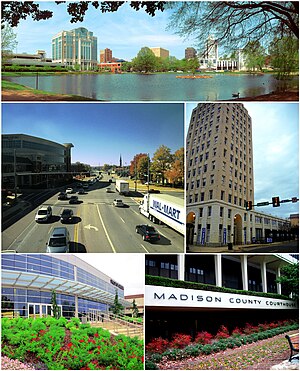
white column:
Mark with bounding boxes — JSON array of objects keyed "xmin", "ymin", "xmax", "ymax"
[
  {"xmin": 276, "ymin": 267, "xmax": 282, "ymax": 295},
  {"xmin": 241, "ymin": 255, "xmax": 248, "ymax": 290},
  {"xmin": 178, "ymin": 254, "xmax": 185, "ymax": 281},
  {"xmin": 260, "ymin": 261, "xmax": 267, "ymax": 293},
  {"xmin": 214, "ymin": 254, "xmax": 222, "ymax": 287},
  {"xmin": 75, "ymin": 295, "xmax": 78, "ymax": 318}
]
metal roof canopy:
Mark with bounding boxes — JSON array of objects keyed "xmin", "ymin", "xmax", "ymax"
[{"xmin": 2, "ymin": 270, "xmax": 130, "ymax": 307}]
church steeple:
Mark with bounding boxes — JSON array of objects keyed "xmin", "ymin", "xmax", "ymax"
[{"xmin": 119, "ymin": 154, "xmax": 122, "ymax": 167}]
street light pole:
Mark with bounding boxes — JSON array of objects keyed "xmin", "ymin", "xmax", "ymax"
[{"xmin": 147, "ymin": 153, "xmax": 150, "ymax": 194}]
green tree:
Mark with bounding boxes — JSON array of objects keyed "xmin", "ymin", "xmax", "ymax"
[
  {"xmin": 151, "ymin": 145, "xmax": 173, "ymax": 185},
  {"xmin": 269, "ymin": 36, "xmax": 299, "ymax": 79},
  {"xmin": 243, "ymin": 41, "xmax": 266, "ymax": 71},
  {"xmin": 186, "ymin": 57, "xmax": 199, "ymax": 74},
  {"xmin": 1, "ymin": 24, "xmax": 17, "ymax": 69},
  {"xmin": 51, "ymin": 290, "xmax": 60, "ymax": 319},
  {"xmin": 132, "ymin": 47, "xmax": 157, "ymax": 73},
  {"xmin": 131, "ymin": 299, "xmax": 139, "ymax": 317},
  {"xmin": 276, "ymin": 263, "xmax": 299, "ymax": 300},
  {"xmin": 138, "ymin": 155, "xmax": 150, "ymax": 182},
  {"xmin": 166, "ymin": 2, "xmax": 299, "ymax": 53},
  {"xmin": 110, "ymin": 289, "xmax": 124, "ymax": 316}
]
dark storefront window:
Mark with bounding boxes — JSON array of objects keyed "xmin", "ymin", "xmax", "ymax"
[{"xmin": 145, "ymin": 255, "xmax": 178, "ymax": 279}]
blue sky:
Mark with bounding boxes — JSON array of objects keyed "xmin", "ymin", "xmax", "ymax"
[
  {"xmin": 2, "ymin": 103, "xmax": 184, "ymax": 166},
  {"xmin": 11, "ymin": 2, "xmax": 193, "ymax": 61},
  {"xmin": 186, "ymin": 103, "xmax": 299, "ymax": 219}
]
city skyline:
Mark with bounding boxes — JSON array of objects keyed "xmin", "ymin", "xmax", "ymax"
[
  {"xmin": 11, "ymin": 2, "xmax": 194, "ymax": 61},
  {"xmin": 186, "ymin": 102, "xmax": 299, "ymax": 219},
  {"xmin": 2, "ymin": 103, "xmax": 184, "ymax": 166}
]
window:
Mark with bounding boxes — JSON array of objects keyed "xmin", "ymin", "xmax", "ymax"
[
  {"xmin": 208, "ymin": 206, "xmax": 212, "ymax": 217},
  {"xmin": 220, "ymin": 207, "xmax": 223, "ymax": 217}
]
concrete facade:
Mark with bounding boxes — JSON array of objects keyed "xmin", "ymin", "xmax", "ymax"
[
  {"xmin": 150, "ymin": 47, "xmax": 169, "ymax": 59},
  {"xmin": 186, "ymin": 103, "xmax": 290, "ymax": 247}
]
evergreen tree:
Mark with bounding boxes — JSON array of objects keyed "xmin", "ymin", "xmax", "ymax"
[
  {"xmin": 132, "ymin": 299, "xmax": 139, "ymax": 318},
  {"xmin": 51, "ymin": 290, "xmax": 60, "ymax": 319}
]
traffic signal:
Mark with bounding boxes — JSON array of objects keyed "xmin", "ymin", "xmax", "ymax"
[
  {"xmin": 246, "ymin": 200, "xmax": 252, "ymax": 211},
  {"xmin": 272, "ymin": 196, "xmax": 280, "ymax": 207}
]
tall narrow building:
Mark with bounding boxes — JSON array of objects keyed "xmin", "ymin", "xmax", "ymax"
[
  {"xmin": 186, "ymin": 103, "xmax": 288, "ymax": 247},
  {"xmin": 52, "ymin": 27, "xmax": 97, "ymax": 70}
]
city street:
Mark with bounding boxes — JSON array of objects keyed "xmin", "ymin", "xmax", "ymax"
[{"xmin": 2, "ymin": 179, "xmax": 184, "ymax": 253}]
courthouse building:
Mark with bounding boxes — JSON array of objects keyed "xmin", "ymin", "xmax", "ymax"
[
  {"xmin": 145, "ymin": 254, "xmax": 298, "ymax": 340},
  {"xmin": 186, "ymin": 103, "xmax": 291, "ymax": 247}
]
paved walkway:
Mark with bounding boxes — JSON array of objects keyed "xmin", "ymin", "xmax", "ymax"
[{"xmin": 187, "ymin": 241, "xmax": 295, "ymax": 253}]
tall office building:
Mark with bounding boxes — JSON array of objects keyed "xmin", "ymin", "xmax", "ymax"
[
  {"xmin": 186, "ymin": 103, "xmax": 289, "ymax": 247},
  {"xmin": 185, "ymin": 47, "xmax": 197, "ymax": 60},
  {"xmin": 100, "ymin": 48, "xmax": 113, "ymax": 63},
  {"xmin": 150, "ymin": 47, "xmax": 169, "ymax": 59},
  {"xmin": 52, "ymin": 27, "xmax": 97, "ymax": 70}
]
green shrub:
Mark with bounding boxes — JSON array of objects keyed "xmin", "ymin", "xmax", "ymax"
[
  {"xmin": 145, "ymin": 360, "xmax": 159, "ymax": 370},
  {"xmin": 149, "ymin": 353, "xmax": 163, "ymax": 363},
  {"xmin": 201, "ymin": 344, "xmax": 213, "ymax": 355},
  {"xmin": 163, "ymin": 348, "xmax": 183, "ymax": 360},
  {"xmin": 183, "ymin": 344, "xmax": 201, "ymax": 357}
]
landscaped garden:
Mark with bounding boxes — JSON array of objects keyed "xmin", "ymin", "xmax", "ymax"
[
  {"xmin": 2, "ymin": 316, "xmax": 144, "ymax": 370},
  {"xmin": 145, "ymin": 319, "xmax": 298, "ymax": 370}
]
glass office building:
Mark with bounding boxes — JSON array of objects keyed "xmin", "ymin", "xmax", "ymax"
[
  {"xmin": 2, "ymin": 134, "xmax": 74, "ymax": 188},
  {"xmin": 52, "ymin": 27, "xmax": 98, "ymax": 70},
  {"xmin": 2, "ymin": 254, "xmax": 128, "ymax": 319}
]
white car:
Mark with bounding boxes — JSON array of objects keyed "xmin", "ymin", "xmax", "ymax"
[
  {"xmin": 66, "ymin": 188, "xmax": 74, "ymax": 194},
  {"xmin": 35, "ymin": 206, "xmax": 52, "ymax": 222},
  {"xmin": 113, "ymin": 199, "xmax": 124, "ymax": 207}
]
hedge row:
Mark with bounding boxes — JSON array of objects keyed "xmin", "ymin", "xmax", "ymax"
[
  {"xmin": 145, "ymin": 323, "xmax": 299, "ymax": 369},
  {"xmin": 145, "ymin": 275, "xmax": 292, "ymax": 301}
]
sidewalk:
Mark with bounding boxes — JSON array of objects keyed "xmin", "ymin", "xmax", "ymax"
[{"xmin": 186, "ymin": 241, "xmax": 293, "ymax": 253}]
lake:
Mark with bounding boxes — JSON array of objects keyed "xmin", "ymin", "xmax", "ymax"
[{"xmin": 5, "ymin": 73, "xmax": 298, "ymax": 101}]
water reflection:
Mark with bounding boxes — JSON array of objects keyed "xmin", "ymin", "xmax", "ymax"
[{"xmin": 5, "ymin": 73, "xmax": 298, "ymax": 101}]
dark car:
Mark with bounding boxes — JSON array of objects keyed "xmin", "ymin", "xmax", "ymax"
[
  {"xmin": 78, "ymin": 188, "xmax": 85, "ymax": 194},
  {"xmin": 69, "ymin": 196, "xmax": 79, "ymax": 204},
  {"xmin": 135, "ymin": 224, "xmax": 161, "ymax": 242},
  {"xmin": 58, "ymin": 192, "xmax": 68, "ymax": 200},
  {"xmin": 60, "ymin": 209, "xmax": 73, "ymax": 223},
  {"xmin": 148, "ymin": 189, "xmax": 161, "ymax": 194}
]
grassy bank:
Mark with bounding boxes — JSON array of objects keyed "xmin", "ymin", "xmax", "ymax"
[{"xmin": 2, "ymin": 79, "xmax": 95, "ymax": 101}]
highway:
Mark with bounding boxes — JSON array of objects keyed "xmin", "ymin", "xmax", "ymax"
[{"xmin": 2, "ymin": 178, "xmax": 184, "ymax": 253}]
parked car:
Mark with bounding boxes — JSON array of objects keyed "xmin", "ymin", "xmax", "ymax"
[
  {"xmin": 66, "ymin": 188, "xmax": 74, "ymax": 194},
  {"xmin": 113, "ymin": 199, "xmax": 124, "ymax": 207},
  {"xmin": 135, "ymin": 224, "xmax": 161, "ymax": 242},
  {"xmin": 82, "ymin": 183, "xmax": 89, "ymax": 189},
  {"xmin": 46, "ymin": 227, "xmax": 70, "ymax": 253},
  {"xmin": 58, "ymin": 192, "xmax": 68, "ymax": 200},
  {"xmin": 106, "ymin": 187, "xmax": 112, "ymax": 193},
  {"xmin": 35, "ymin": 206, "xmax": 52, "ymax": 222},
  {"xmin": 60, "ymin": 209, "xmax": 73, "ymax": 223},
  {"xmin": 69, "ymin": 196, "xmax": 79, "ymax": 204},
  {"xmin": 78, "ymin": 188, "xmax": 85, "ymax": 194}
]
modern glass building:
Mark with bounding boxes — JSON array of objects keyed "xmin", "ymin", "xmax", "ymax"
[
  {"xmin": 2, "ymin": 134, "xmax": 74, "ymax": 189},
  {"xmin": 2, "ymin": 254, "xmax": 129, "ymax": 319},
  {"xmin": 52, "ymin": 27, "xmax": 98, "ymax": 70}
]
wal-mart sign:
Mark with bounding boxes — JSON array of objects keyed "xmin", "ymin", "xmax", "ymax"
[{"xmin": 145, "ymin": 285, "xmax": 297, "ymax": 310}]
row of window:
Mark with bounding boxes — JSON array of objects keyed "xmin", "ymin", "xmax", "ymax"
[{"xmin": 187, "ymin": 189, "xmax": 251, "ymax": 207}]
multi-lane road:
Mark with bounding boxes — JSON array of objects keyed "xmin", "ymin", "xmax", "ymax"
[{"xmin": 2, "ymin": 178, "xmax": 184, "ymax": 253}]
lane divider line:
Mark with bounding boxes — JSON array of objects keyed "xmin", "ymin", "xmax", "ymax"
[
  {"xmin": 140, "ymin": 243, "xmax": 149, "ymax": 253},
  {"xmin": 96, "ymin": 204, "xmax": 116, "ymax": 253}
]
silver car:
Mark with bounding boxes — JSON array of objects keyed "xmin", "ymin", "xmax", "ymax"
[
  {"xmin": 35, "ymin": 206, "xmax": 52, "ymax": 222},
  {"xmin": 46, "ymin": 227, "xmax": 70, "ymax": 253}
]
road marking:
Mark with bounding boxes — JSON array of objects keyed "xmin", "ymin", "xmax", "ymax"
[
  {"xmin": 74, "ymin": 208, "xmax": 80, "ymax": 244},
  {"xmin": 96, "ymin": 205, "xmax": 116, "ymax": 253},
  {"xmin": 84, "ymin": 224, "xmax": 99, "ymax": 231},
  {"xmin": 132, "ymin": 210, "xmax": 140, "ymax": 217},
  {"xmin": 119, "ymin": 217, "xmax": 125, "ymax": 224},
  {"xmin": 140, "ymin": 244, "xmax": 149, "ymax": 253},
  {"xmin": 7, "ymin": 220, "xmax": 37, "ymax": 250}
]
